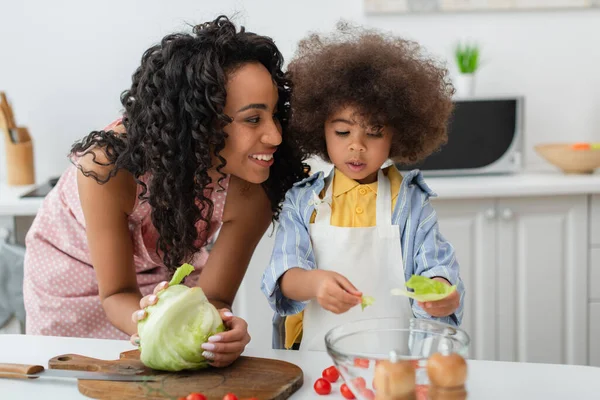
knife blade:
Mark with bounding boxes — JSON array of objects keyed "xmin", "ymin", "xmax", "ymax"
[{"xmin": 0, "ymin": 363, "xmax": 160, "ymax": 381}]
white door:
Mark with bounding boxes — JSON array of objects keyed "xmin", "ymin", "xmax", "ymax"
[
  {"xmin": 496, "ymin": 195, "xmax": 588, "ymax": 365},
  {"xmin": 432, "ymin": 198, "xmax": 497, "ymax": 361},
  {"xmin": 590, "ymin": 303, "xmax": 600, "ymax": 367}
]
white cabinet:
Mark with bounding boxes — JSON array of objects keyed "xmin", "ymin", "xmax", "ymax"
[
  {"xmin": 589, "ymin": 303, "xmax": 600, "ymax": 367},
  {"xmin": 430, "ymin": 199, "xmax": 497, "ymax": 362},
  {"xmin": 433, "ymin": 195, "xmax": 588, "ymax": 365},
  {"xmin": 232, "ymin": 229, "xmax": 278, "ymax": 351},
  {"xmin": 588, "ymin": 196, "xmax": 600, "ymax": 366}
]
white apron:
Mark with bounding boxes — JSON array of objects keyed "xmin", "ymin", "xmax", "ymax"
[{"xmin": 300, "ymin": 168, "xmax": 413, "ymax": 351}]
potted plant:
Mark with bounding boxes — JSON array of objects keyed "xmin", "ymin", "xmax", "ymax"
[{"xmin": 454, "ymin": 41, "xmax": 481, "ymax": 97}]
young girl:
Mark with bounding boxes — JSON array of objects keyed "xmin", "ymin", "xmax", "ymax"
[
  {"xmin": 22, "ymin": 16, "xmax": 307, "ymax": 367},
  {"xmin": 261, "ymin": 23, "xmax": 465, "ymax": 351}
]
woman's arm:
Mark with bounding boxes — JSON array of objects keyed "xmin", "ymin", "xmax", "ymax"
[
  {"xmin": 197, "ymin": 175, "xmax": 272, "ymax": 310},
  {"xmin": 76, "ymin": 149, "xmax": 140, "ymax": 336}
]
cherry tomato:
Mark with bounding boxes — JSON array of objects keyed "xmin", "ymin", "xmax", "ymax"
[
  {"xmin": 340, "ymin": 383, "xmax": 356, "ymax": 399},
  {"xmin": 322, "ymin": 365, "xmax": 340, "ymax": 382},
  {"xmin": 186, "ymin": 394, "xmax": 207, "ymax": 400},
  {"xmin": 361, "ymin": 388, "xmax": 375, "ymax": 400},
  {"xmin": 354, "ymin": 358, "xmax": 370, "ymax": 368},
  {"xmin": 222, "ymin": 394, "xmax": 238, "ymax": 400},
  {"xmin": 314, "ymin": 378, "xmax": 332, "ymax": 395},
  {"xmin": 352, "ymin": 376, "xmax": 366, "ymax": 389}
]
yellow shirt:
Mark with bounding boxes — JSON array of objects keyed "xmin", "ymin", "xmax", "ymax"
[{"xmin": 284, "ymin": 166, "xmax": 403, "ymax": 348}]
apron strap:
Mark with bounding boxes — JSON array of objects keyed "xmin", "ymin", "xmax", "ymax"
[
  {"xmin": 313, "ymin": 169, "xmax": 335, "ymax": 225},
  {"xmin": 375, "ymin": 168, "xmax": 393, "ymax": 227}
]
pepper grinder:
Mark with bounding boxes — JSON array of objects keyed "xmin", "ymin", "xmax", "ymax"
[
  {"xmin": 426, "ymin": 352, "xmax": 468, "ymax": 400},
  {"xmin": 373, "ymin": 350, "xmax": 416, "ymax": 400}
]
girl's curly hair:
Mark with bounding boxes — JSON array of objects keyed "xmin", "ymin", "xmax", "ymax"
[
  {"xmin": 286, "ymin": 22, "xmax": 455, "ymax": 165},
  {"xmin": 70, "ymin": 15, "xmax": 308, "ymax": 271}
]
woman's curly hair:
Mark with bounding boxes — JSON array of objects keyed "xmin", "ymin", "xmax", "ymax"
[
  {"xmin": 70, "ymin": 15, "xmax": 307, "ymax": 271},
  {"xmin": 286, "ymin": 22, "xmax": 455, "ymax": 165}
]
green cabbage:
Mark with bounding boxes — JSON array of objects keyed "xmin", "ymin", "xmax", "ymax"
[
  {"xmin": 361, "ymin": 295, "xmax": 375, "ymax": 310},
  {"xmin": 391, "ymin": 275, "xmax": 456, "ymax": 302},
  {"xmin": 138, "ymin": 263, "xmax": 225, "ymax": 371}
]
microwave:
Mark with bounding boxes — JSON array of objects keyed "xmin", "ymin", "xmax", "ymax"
[{"xmin": 398, "ymin": 96, "xmax": 524, "ymax": 176}]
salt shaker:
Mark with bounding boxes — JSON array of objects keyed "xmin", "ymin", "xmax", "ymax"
[
  {"xmin": 426, "ymin": 352, "xmax": 468, "ymax": 400},
  {"xmin": 373, "ymin": 351, "xmax": 417, "ymax": 400}
]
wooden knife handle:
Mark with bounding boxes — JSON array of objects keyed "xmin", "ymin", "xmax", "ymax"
[
  {"xmin": 0, "ymin": 92, "xmax": 16, "ymax": 128},
  {"xmin": 0, "ymin": 363, "xmax": 45, "ymax": 379}
]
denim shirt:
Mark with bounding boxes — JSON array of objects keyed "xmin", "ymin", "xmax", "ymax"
[{"xmin": 260, "ymin": 168, "xmax": 465, "ymax": 349}]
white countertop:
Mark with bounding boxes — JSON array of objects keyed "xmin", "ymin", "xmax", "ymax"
[
  {"xmin": 0, "ymin": 182, "xmax": 42, "ymax": 216},
  {"xmin": 1, "ymin": 334, "xmax": 600, "ymax": 399},
  {"xmin": 424, "ymin": 170, "xmax": 600, "ymax": 199},
  {"xmin": 3, "ymin": 170, "xmax": 600, "ymax": 216}
]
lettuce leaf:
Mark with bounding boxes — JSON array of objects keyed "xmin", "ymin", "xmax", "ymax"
[
  {"xmin": 361, "ymin": 295, "xmax": 375, "ymax": 311},
  {"xmin": 169, "ymin": 262, "xmax": 195, "ymax": 286},
  {"xmin": 391, "ymin": 275, "xmax": 456, "ymax": 302}
]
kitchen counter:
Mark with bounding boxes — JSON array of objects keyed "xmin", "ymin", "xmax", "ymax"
[
  {"xmin": 0, "ymin": 182, "xmax": 43, "ymax": 216},
  {"xmin": 3, "ymin": 170, "xmax": 600, "ymax": 217},
  {"xmin": 1, "ymin": 334, "xmax": 600, "ymax": 399},
  {"xmin": 424, "ymin": 170, "xmax": 600, "ymax": 199}
]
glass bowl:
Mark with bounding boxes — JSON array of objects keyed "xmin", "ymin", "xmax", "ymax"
[{"xmin": 324, "ymin": 317, "xmax": 470, "ymax": 400}]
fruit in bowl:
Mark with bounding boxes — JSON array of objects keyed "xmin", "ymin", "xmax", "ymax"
[
  {"xmin": 535, "ymin": 143, "xmax": 600, "ymax": 174},
  {"xmin": 324, "ymin": 318, "xmax": 470, "ymax": 400}
]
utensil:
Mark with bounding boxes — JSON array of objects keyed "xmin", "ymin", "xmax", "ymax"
[
  {"xmin": 46, "ymin": 350, "xmax": 303, "ymax": 399},
  {"xmin": 0, "ymin": 363, "xmax": 159, "ymax": 381},
  {"xmin": 324, "ymin": 317, "xmax": 470, "ymax": 400},
  {"xmin": 0, "ymin": 92, "xmax": 20, "ymax": 143},
  {"xmin": 0, "ymin": 92, "xmax": 17, "ymax": 128},
  {"xmin": 0, "ymin": 103, "xmax": 10, "ymax": 139}
]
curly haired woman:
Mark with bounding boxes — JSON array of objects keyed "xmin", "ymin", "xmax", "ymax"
[
  {"xmin": 22, "ymin": 15, "xmax": 307, "ymax": 367},
  {"xmin": 261, "ymin": 22, "xmax": 465, "ymax": 351}
]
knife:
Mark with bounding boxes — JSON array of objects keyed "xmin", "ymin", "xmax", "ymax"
[{"xmin": 0, "ymin": 363, "xmax": 160, "ymax": 381}]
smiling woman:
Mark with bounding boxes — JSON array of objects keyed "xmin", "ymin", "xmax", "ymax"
[
  {"xmin": 21, "ymin": 15, "xmax": 308, "ymax": 369},
  {"xmin": 219, "ymin": 62, "xmax": 282, "ymax": 182}
]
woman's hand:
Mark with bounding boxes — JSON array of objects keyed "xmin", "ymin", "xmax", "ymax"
[
  {"xmin": 129, "ymin": 282, "xmax": 250, "ymax": 368},
  {"xmin": 200, "ymin": 309, "xmax": 251, "ymax": 368},
  {"xmin": 417, "ymin": 277, "xmax": 460, "ymax": 317},
  {"xmin": 129, "ymin": 280, "xmax": 169, "ymax": 346}
]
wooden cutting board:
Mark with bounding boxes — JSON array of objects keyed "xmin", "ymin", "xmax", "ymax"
[{"xmin": 48, "ymin": 350, "xmax": 303, "ymax": 400}]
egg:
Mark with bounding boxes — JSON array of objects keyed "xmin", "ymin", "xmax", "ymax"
[
  {"xmin": 426, "ymin": 352, "xmax": 468, "ymax": 389},
  {"xmin": 373, "ymin": 359, "xmax": 416, "ymax": 399}
]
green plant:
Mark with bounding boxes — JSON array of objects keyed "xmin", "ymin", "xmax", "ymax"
[{"xmin": 454, "ymin": 42, "xmax": 480, "ymax": 74}]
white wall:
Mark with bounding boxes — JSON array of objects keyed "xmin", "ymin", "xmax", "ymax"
[
  {"xmin": 1, "ymin": 1, "xmax": 599, "ymax": 183},
  {"xmin": 2, "ymin": 0, "xmax": 600, "ymax": 349}
]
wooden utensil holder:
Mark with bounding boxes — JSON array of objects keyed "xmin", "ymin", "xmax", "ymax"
[{"xmin": 3, "ymin": 126, "xmax": 35, "ymax": 186}]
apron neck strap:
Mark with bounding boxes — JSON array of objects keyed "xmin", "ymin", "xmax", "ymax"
[{"xmin": 375, "ymin": 168, "xmax": 392, "ymax": 226}]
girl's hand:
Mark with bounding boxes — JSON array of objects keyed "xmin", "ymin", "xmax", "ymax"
[
  {"xmin": 129, "ymin": 280, "xmax": 169, "ymax": 346},
  {"xmin": 200, "ymin": 309, "xmax": 251, "ymax": 368},
  {"xmin": 417, "ymin": 277, "xmax": 460, "ymax": 317},
  {"xmin": 313, "ymin": 270, "xmax": 362, "ymax": 314}
]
